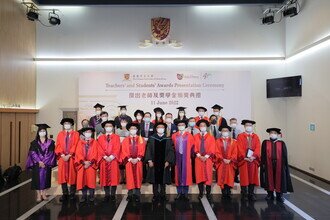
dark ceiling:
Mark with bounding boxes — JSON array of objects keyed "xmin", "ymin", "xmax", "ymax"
[{"xmin": 34, "ymin": 0, "xmax": 285, "ymax": 6}]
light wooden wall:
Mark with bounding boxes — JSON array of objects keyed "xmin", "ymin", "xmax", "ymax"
[{"xmin": 0, "ymin": 0, "xmax": 36, "ymax": 108}]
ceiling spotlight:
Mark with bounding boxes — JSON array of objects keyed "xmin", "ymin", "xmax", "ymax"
[
  {"xmin": 26, "ymin": 9, "xmax": 38, "ymax": 21},
  {"xmin": 262, "ymin": 14, "xmax": 275, "ymax": 25},
  {"xmin": 48, "ymin": 10, "xmax": 61, "ymax": 25},
  {"xmin": 283, "ymin": 6, "xmax": 298, "ymax": 17}
]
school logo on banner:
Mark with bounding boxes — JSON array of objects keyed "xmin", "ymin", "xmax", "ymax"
[
  {"xmin": 123, "ymin": 73, "xmax": 130, "ymax": 81},
  {"xmin": 151, "ymin": 17, "xmax": 170, "ymax": 41},
  {"xmin": 177, "ymin": 73, "xmax": 183, "ymax": 80}
]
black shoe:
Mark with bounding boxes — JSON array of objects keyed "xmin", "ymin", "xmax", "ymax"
[
  {"xmin": 103, "ymin": 195, "xmax": 110, "ymax": 202},
  {"xmin": 152, "ymin": 195, "xmax": 158, "ymax": 202},
  {"xmin": 198, "ymin": 193, "xmax": 203, "ymax": 200},
  {"xmin": 69, "ymin": 194, "xmax": 76, "ymax": 200},
  {"xmin": 248, "ymin": 194, "xmax": 257, "ymax": 201},
  {"xmin": 241, "ymin": 193, "xmax": 248, "ymax": 201},
  {"xmin": 135, "ymin": 195, "xmax": 140, "ymax": 203},
  {"xmin": 110, "ymin": 195, "xmax": 116, "ymax": 202},
  {"xmin": 89, "ymin": 196, "xmax": 95, "ymax": 202},
  {"xmin": 276, "ymin": 194, "xmax": 284, "ymax": 203},
  {"xmin": 126, "ymin": 195, "xmax": 132, "ymax": 202},
  {"xmin": 234, "ymin": 176, "xmax": 240, "ymax": 183},
  {"xmin": 265, "ymin": 194, "xmax": 274, "ymax": 201},
  {"xmin": 59, "ymin": 194, "xmax": 68, "ymax": 202},
  {"xmin": 175, "ymin": 194, "xmax": 181, "ymax": 201},
  {"xmin": 161, "ymin": 195, "xmax": 168, "ymax": 202},
  {"xmin": 80, "ymin": 196, "xmax": 87, "ymax": 203},
  {"xmin": 182, "ymin": 194, "xmax": 189, "ymax": 201},
  {"xmin": 206, "ymin": 194, "xmax": 211, "ymax": 200}
]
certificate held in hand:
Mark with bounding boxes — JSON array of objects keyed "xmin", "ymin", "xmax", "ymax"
[{"xmin": 246, "ymin": 148, "xmax": 254, "ymax": 158}]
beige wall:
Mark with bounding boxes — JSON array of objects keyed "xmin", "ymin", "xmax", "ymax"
[{"xmin": 0, "ymin": 0, "xmax": 36, "ymax": 108}]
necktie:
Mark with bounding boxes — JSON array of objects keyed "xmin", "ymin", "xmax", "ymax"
[
  {"xmin": 190, "ymin": 128, "xmax": 194, "ymax": 135},
  {"xmin": 200, "ymin": 135, "xmax": 205, "ymax": 154},
  {"xmin": 65, "ymin": 132, "xmax": 70, "ymax": 153},
  {"xmin": 132, "ymin": 137, "xmax": 137, "ymax": 157},
  {"xmin": 179, "ymin": 133, "xmax": 183, "ymax": 154},
  {"xmin": 248, "ymin": 135, "xmax": 252, "ymax": 149},
  {"xmin": 223, "ymin": 139, "xmax": 228, "ymax": 151},
  {"xmin": 107, "ymin": 134, "xmax": 110, "ymax": 143},
  {"xmin": 232, "ymin": 129, "xmax": 236, "ymax": 139},
  {"xmin": 213, "ymin": 126, "xmax": 217, "ymax": 137},
  {"xmin": 145, "ymin": 123, "xmax": 149, "ymax": 138},
  {"xmin": 85, "ymin": 141, "xmax": 90, "ymax": 158}
]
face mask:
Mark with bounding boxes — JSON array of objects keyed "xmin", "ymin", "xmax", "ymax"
[
  {"xmin": 213, "ymin": 111, "xmax": 220, "ymax": 116},
  {"xmin": 120, "ymin": 110, "xmax": 127, "ymax": 115},
  {"xmin": 178, "ymin": 125, "xmax": 186, "ymax": 131},
  {"xmin": 121, "ymin": 123, "xmax": 127, "ymax": 128},
  {"xmin": 101, "ymin": 117, "xmax": 108, "ymax": 122},
  {"xmin": 165, "ymin": 118, "xmax": 172, "ymax": 123},
  {"xmin": 156, "ymin": 113, "xmax": 162, "ymax": 118},
  {"xmin": 64, "ymin": 124, "xmax": 71, "ymax": 130},
  {"xmin": 130, "ymin": 129, "xmax": 137, "ymax": 136},
  {"xmin": 179, "ymin": 112, "xmax": 185, "ymax": 117},
  {"xmin": 245, "ymin": 126, "xmax": 253, "ymax": 133},
  {"xmin": 105, "ymin": 127, "xmax": 113, "ymax": 133},
  {"xmin": 144, "ymin": 117, "xmax": 151, "ymax": 122},
  {"xmin": 200, "ymin": 127, "xmax": 207, "ymax": 132},
  {"xmin": 188, "ymin": 122, "xmax": 195, "ymax": 127},
  {"xmin": 198, "ymin": 111, "xmax": 205, "ymax": 117},
  {"xmin": 136, "ymin": 115, "xmax": 142, "ymax": 120},
  {"xmin": 211, "ymin": 119, "xmax": 217, "ymax": 125},
  {"xmin": 230, "ymin": 123, "xmax": 237, "ymax": 129},
  {"xmin": 157, "ymin": 128, "xmax": 165, "ymax": 134},
  {"xmin": 270, "ymin": 134, "xmax": 278, "ymax": 140},
  {"xmin": 222, "ymin": 131, "xmax": 230, "ymax": 138},
  {"xmin": 84, "ymin": 132, "xmax": 92, "ymax": 138},
  {"xmin": 95, "ymin": 110, "xmax": 102, "ymax": 115},
  {"xmin": 39, "ymin": 131, "xmax": 46, "ymax": 137}
]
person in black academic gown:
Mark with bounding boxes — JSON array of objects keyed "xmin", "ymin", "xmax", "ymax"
[
  {"xmin": 89, "ymin": 103, "xmax": 104, "ymax": 129},
  {"xmin": 260, "ymin": 128, "xmax": 293, "ymax": 203},
  {"xmin": 145, "ymin": 122, "xmax": 175, "ymax": 202},
  {"xmin": 174, "ymin": 107, "xmax": 188, "ymax": 125},
  {"xmin": 114, "ymin": 105, "xmax": 133, "ymax": 128},
  {"xmin": 26, "ymin": 124, "xmax": 56, "ymax": 202}
]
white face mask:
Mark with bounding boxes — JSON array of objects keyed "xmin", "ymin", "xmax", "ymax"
[
  {"xmin": 39, "ymin": 131, "xmax": 46, "ymax": 137},
  {"xmin": 178, "ymin": 125, "xmax": 186, "ymax": 131},
  {"xmin": 165, "ymin": 118, "xmax": 172, "ymax": 123},
  {"xmin": 136, "ymin": 115, "xmax": 142, "ymax": 120},
  {"xmin": 156, "ymin": 113, "xmax": 162, "ymax": 118},
  {"xmin": 144, "ymin": 117, "xmax": 151, "ymax": 122},
  {"xmin": 245, "ymin": 126, "xmax": 253, "ymax": 133},
  {"xmin": 157, "ymin": 128, "xmax": 165, "ymax": 134},
  {"xmin": 130, "ymin": 129, "xmax": 137, "ymax": 136},
  {"xmin": 200, "ymin": 127, "xmax": 207, "ymax": 132},
  {"xmin": 213, "ymin": 111, "xmax": 220, "ymax": 116},
  {"xmin": 198, "ymin": 111, "xmax": 205, "ymax": 117},
  {"xmin": 120, "ymin": 110, "xmax": 127, "ymax": 115},
  {"xmin": 64, "ymin": 124, "xmax": 71, "ymax": 130},
  {"xmin": 179, "ymin": 112, "xmax": 185, "ymax": 117},
  {"xmin": 230, "ymin": 123, "xmax": 237, "ymax": 129},
  {"xmin": 105, "ymin": 127, "xmax": 113, "ymax": 133},
  {"xmin": 121, "ymin": 123, "xmax": 127, "ymax": 128},
  {"xmin": 95, "ymin": 110, "xmax": 102, "ymax": 115},
  {"xmin": 188, "ymin": 122, "xmax": 195, "ymax": 127},
  {"xmin": 84, "ymin": 132, "xmax": 92, "ymax": 138},
  {"xmin": 101, "ymin": 117, "xmax": 108, "ymax": 122},
  {"xmin": 222, "ymin": 131, "xmax": 230, "ymax": 138},
  {"xmin": 270, "ymin": 134, "xmax": 278, "ymax": 140}
]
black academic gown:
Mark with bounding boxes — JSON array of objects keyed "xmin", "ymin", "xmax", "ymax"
[
  {"xmin": 145, "ymin": 134, "xmax": 175, "ymax": 185},
  {"xmin": 260, "ymin": 139, "xmax": 293, "ymax": 193}
]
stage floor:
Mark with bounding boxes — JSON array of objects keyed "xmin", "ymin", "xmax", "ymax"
[{"xmin": 0, "ymin": 168, "xmax": 329, "ymax": 220}]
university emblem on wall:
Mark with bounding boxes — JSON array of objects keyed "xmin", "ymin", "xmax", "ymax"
[
  {"xmin": 151, "ymin": 17, "xmax": 170, "ymax": 41},
  {"xmin": 123, "ymin": 73, "xmax": 130, "ymax": 81}
]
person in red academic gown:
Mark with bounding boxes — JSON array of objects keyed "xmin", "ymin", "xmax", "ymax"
[
  {"xmin": 97, "ymin": 120, "xmax": 121, "ymax": 202},
  {"xmin": 215, "ymin": 125, "xmax": 238, "ymax": 199},
  {"xmin": 237, "ymin": 120, "xmax": 261, "ymax": 201},
  {"xmin": 121, "ymin": 123, "xmax": 146, "ymax": 202},
  {"xmin": 172, "ymin": 120, "xmax": 195, "ymax": 201},
  {"xmin": 55, "ymin": 118, "xmax": 80, "ymax": 201},
  {"xmin": 194, "ymin": 106, "xmax": 209, "ymax": 123},
  {"xmin": 75, "ymin": 127, "xmax": 99, "ymax": 203},
  {"xmin": 260, "ymin": 128, "xmax": 293, "ymax": 203},
  {"xmin": 194, "ymin": 119, "xmax": 215, "ymax": 200}
]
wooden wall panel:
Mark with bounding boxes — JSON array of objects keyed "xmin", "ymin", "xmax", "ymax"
[{"xmin": 0, "ymin": 0, "xmax": 36, "ymax": 108}]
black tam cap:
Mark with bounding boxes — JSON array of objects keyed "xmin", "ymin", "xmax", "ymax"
[
  {"xmin": 196, "ymin": 106, "xmax": 207, "ymax": 112},
  {"xmin": 126, "ymin": 123, "xmax": 140, "ymax": 130},
  {"xmin": 175, "ymin": 119, "xmax": 187, "ymax": 127},
  {"xmin": 176, "ymin": 107, "xmax": 186, "ymax": 111},
  {"xmin": 78, "ymin": 127, "xmax": 95, "ymax": 134},
  {"xmin": 101, "ymin": 120, "xmax": 116, "ymax": 128},
  {"xmin": 60, "ymin": 118, "xmax": 74, "ymax": 125},
  {"xmin": 211, "ymin": 104, "xmax": 223, "ymax": 110},
  {"xmin": 241, "ymin": 120, "xmax": 256, "ymax": 125},
  {"xmin": 266, "ymin": 128, "xmax": 281, "ymax": 134},
  {"xmin": 196, "ymin": 119, "xmax": 210, "ymax": 127},
  {"xmin": 154, "ymin": 122, "xmax": 167, "ymax": 130},
  {"xmin": 153, "ymin": 107, "xmax": 165, "ymax": 115},
  {"xmin": 35, "ymin": 124, "xmax": 51, "ymax": 130},
  {"xmin": 219, "ymin": 125, "xmax": 232, "ymax": 132},
  {"xmin": 118, "ymin": 105, "xmax": 127, "ymax": 110},
  {"xmin": 94, "ymin": 103, "xmax": 105, "ymax": 109},
  {"xmin": 134, "ymin": 109, "xmax": 144, "ymax": 117}
]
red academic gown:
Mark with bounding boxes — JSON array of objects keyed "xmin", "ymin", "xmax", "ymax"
[
  {"xmin": 172, "ymin": 131, "xmax": 195, "ymax": 186},
  {"xmin": 55, "ymin": 130, "xmax": 80, "ymax": 185},
  {"xmin": 237, "ymin": 132, "xmax": 261, "ymax": 186},
  {"xmin": 215, "ymin": 137, "xmax": 238, "ymax": 189},
  {"xmin": 121, "ymin": 135, "xmax": 146, "ymax": 190},
  {"xmin": 194, "ymin": 133, "xmax": 215, "ymax": 185},
  {"xmin": 75, "ymin": 139, "xmax": 99, "ymax": 190},
  {"xmin": 194, "ymin": 116, "xmax": 209, "ymax": 123},
  {"xmin": 97, "ymin": 133, "xmax": 121, "ymax": 187}
]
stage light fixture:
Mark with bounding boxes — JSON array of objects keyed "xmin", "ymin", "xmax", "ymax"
[
  {"xmin": 262, "ymin": 14, "xmax": 275, "ymax": 25},
  {"xmin": 283, "ymin": 6, "xmax": 298, "ymax": 17},
  {"xmin": 26, "ymin": 8, "xmax": 38, "ymax": 21},
  {"xmin": 48, "ymin": 10, "xmax": 61, "ymax": 25}
]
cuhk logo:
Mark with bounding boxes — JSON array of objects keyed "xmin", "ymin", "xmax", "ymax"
[
  {"xmin": 123, "ymin": 73, "xmax": 130, "ymax": 81},
  {"xmin": 177, "ymin": 74, "xmax": 183, "ymax": 80}
]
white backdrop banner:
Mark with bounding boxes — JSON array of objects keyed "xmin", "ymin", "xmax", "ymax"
[{"xmin": 78, "ymin": 71, "xmax": 251, "ymax": 127}]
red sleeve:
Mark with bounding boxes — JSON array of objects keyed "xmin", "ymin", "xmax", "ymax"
[{"xmin": 55, "ymin": 132, "xmax": 63, "ymax": 157}]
